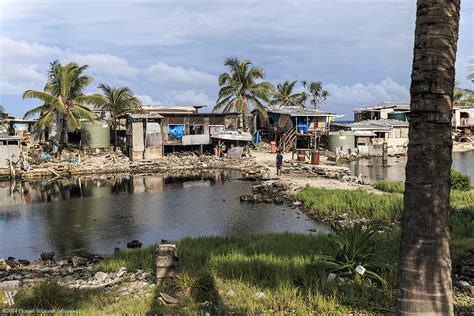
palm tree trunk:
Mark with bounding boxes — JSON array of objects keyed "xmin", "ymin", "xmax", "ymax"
[
  {"xmin": 395, "ymin": 1, "xmax": 460, "ymax": 315},
  {"xmin": 114, "ymin": 117, "xmax": 118, "ymax": 150},
  {"xmin": 242, "ymin": 96, "xmax": 249, "ymax": 131}
]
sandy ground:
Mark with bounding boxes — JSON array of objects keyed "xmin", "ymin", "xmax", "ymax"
[{"xmin": 251, "ymin": 150, "xmax": 377, "ymax": 193}]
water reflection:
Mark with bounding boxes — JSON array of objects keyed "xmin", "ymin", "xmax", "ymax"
[
  {"xmin": 341, "ymin": 152, "xmax": 474, "ymax": 184},
  {"xmin": 0, "ymin": 171, "xmax": 233, "ymax": 207},
  {"xmin": 0, "ymin": 171, "xmax": 324, "ymax": 260}
]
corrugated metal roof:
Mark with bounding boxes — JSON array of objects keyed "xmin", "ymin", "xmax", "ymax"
[
  {"xmin": 332, "ymin": 119, "xmax": 408, "ymax": 130},
  {"xmin": 127, "ymin": 113, "xmax": 163, "ymax": 119},
  {"xmin": 264, "ymin": 107, "xmax": 336, "ymax": 117},
  {"xmin": 354, "ymin": 102, "xmax": 410, "ymax": 112}
]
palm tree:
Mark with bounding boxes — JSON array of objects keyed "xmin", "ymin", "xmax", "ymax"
[
  {"xmin": 468, "ymin": 58, "xmax": 474, "ymax": 83},
  {"xmin": 213, "ymin": 57, "xmax": 274, "ymax": 131},
  {"xmin": 23, "ymin": 60, "xmax": 101, "ymax": 152},
  {"xmin": 396, "ymin": 1, "xmax": 460, "ymax": 315},
  {"xmin": 96, "ymin": 83, "xmax": 142, "ymax": 149},
  {"xmin": 454, "ymin": 83, "xmax": 474, "ymax": 107},
  {"xmin": 271, "ymin": 80, "xmax": 306, "ymax": 108},
  {"xmin": 302, "ymin": 80, "xmax": 329, "ymax": 110}
]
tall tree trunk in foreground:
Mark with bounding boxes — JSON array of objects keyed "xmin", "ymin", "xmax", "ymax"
[{"xmin": 396, "ymin": 1, "xmax": 460, "ymax": 315}]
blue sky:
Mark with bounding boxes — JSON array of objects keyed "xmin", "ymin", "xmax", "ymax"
[{"xmin": 1, "ymin": 0, "xmax": 473, "ymax": 118}]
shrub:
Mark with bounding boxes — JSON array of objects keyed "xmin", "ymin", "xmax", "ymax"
[
  {"xmin": 312, "ymin": 224, "xmax": 392, "ymax": 285},
  {"xmin": 451, "ymin": 169, "xmax": 472, "ymax": 191}
]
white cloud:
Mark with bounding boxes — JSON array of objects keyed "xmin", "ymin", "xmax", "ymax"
[
  {"xmin": 68, "ymin": 54, "xmax": 140, "ymax": 78},
  {"xmin": 0, "ymin": 64, "xmax": 46, "ymax": 94},
  {"xmin": 324, "ymin": 78, "xmax": 410, "ymax": 115},
  {"xmin": 136, "ymin": 94, "xmax": 162, "ymax": 105},
  {"xmin": 144, "ymin": 63, "xmax": 215, "ymax": 86},
  {"xmin": 0, "ymin": 37, "xmax": 63, "ymax": 63},
  {"xmin": 163, "ymin": 90, "xmax": 213, "ymax": 105}
]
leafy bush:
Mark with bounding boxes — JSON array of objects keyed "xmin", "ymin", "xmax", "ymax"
[
  {"xmin": 451, "ymin": 169, "xmax": 472, "ymax": 191},
  {"xmin": 312, "ymin": 224, "xmax": 392, "ymax": 284}
]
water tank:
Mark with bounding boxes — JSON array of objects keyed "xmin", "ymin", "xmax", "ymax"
[
  {"xmin": 388, "ymin": 111, "xmax": 407, "ymax": 121},
  {"xmin": 81, "ymin": 119, "xmax": 110, "ymax": 149},
  {"xmin": 328, "ymin": 131, "xmax": 355, "ymax": 152}
]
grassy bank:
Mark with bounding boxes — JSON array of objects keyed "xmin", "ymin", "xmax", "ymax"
[
  {"xmin": 296, "ymin": 184, "xmax": 474, "ymax": 223},
  {"xmin": 4, "ymin": 233, "xmax": 399, "ymax": 314},
  {"xmin": 4, "ymin": 226, "xmax": 472, "ymax": 314}
]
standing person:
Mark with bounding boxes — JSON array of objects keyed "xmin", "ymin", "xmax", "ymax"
[{"xmin": 276, "ymin": 150, "xmax": 283, "ymax": 176}]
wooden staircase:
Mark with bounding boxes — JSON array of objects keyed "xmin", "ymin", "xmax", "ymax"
[{"xmin": 278, "ymin": 127, "xmax": 297, "ymax": 153}]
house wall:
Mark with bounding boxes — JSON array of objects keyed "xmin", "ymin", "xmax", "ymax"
[
  {"xmin": 160, "ymin": 113, "xmax": 242, "ymax": 145},
  {"xmin": 0, "ymin": 141, "xmax": 20, "ymax": 168}
]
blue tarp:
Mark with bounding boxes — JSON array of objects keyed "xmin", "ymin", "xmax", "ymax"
[
  {"xmin": 254, "ymin": 130, "xmax": 260, "ymax": 145},
  {"xmin": 168, "ymin": 124, "xmax": 185, "ymax": 139},
  {"xmin": 296, "ymin": 117, "xmax": 311, "ymax": 134}
]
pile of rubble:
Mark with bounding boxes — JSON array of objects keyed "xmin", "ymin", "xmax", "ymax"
[
  {"xmin": 0, "ymin": 252, "xmax": 155, "ymax": 297},
  {"xmin": 284, "ymin": 162, "xmax": 352, "ymax": 179},
  {"xmin": 240, "ymin": 181, "xmax": 289, "ymax": 204},
  {"xmin": 132, "ymin": 154, "xmax": 271, "ymax": 179},
  {"xmin": 18, "ymin": 149, "xmax": 272, "ymax": 180}
]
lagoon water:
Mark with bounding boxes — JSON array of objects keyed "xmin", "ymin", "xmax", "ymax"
[
  {"xmin": 341, "ymin": 151, "xmax": 474, "ymax": 184},
  {"xmin": 0, "ymin": 171, "xmax": 324, "ymax": 260}
]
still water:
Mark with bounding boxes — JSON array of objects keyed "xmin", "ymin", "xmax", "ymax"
[
  {"xmin": 0, "ymin": 171, "xmax": 324, "ymax": 260},
  {"xmin": 341, "ymin": 151, "xmax": 474, "ymax": 184}
]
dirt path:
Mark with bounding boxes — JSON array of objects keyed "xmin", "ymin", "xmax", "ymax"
[{"xmin": 251, "ymin": 150, "xmax": 377, "ymax": 193}]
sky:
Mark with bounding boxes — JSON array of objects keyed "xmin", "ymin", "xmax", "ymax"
[{"xmin": 0, "ymin": 0, "xmax": 473, "ymax": 118}]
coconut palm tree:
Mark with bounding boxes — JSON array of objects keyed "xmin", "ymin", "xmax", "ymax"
[
  {"xmin": 468, "ymin": 58, "xmax": 474, "ymax": 83},
  {"xmin": 23, "ymin": 60, "xmax": 101, "ymax": 152},
  {"xmin": 454, "ymin": 83, "xmax": 474, "ymax": 107},
  {"xmin": 396, "ymin": 1, "xmax": 460, "ymax": 315},
  {"xmin": 271, "ymin": 80, "xmax": 306, "ymax": 108},
  {"xmin": 302, "ymin": 80, "xmax": 329, "ymax": 110},
  {"xmin": 96, "ymin": 83, "xmax": 142, "ymax": 149},
  {"xmin": 213, "ymin": 57, "xmax": 274, "ymax": 131}
]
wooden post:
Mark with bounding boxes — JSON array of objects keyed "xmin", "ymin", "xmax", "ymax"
[{"xmin": 156, "ymin": 244, "xmax": 179, "ymax": 285}]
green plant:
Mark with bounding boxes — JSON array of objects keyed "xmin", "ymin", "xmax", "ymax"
[
  {"xmin": 313, "ymin": 224, "xmax": 391, "ymax": 284},
  {"xmin": 451, "ymin": 169, "xmax": 472, "ymax": 191},
  {"xmin": 14, "ymin": 281, "xmax": 75, "ymax": 310},
  {"xmin": 374, "ymin": 180, "xmax": 405, "ymax": 194}
]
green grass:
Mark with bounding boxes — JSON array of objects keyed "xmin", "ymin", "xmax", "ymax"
[
  {"xmin": 5, "ymin": 184, "xmax": 473, "ymax": 314},
  {"xmin": 374, "ymin": 180, "xmax": 405, "ymax": 194},
  {"xmin": 296, "ymin": 186, "xmax": 403, "ymax": 223},
  {"xmin": 5, "ymin": 225, "xmax": 472, "ymax": 314}
]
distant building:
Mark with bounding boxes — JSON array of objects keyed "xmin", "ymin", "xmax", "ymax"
[
  {"xmin": 330, "ymin": 119, "xmax": 409, "ymax": 155},
  {"xmin": 122, "ymin": 105, "xmax": 250, "ymax": 160},
  {"xmin": 0, "ymin": 134, "xmax": 21, "ymax": 168},
  {"xmin": 452, "ymin": 106, "xmax": 474, "ymax": 129},
  {"xmin": 353, "ymin": 102, "xmax": 409, "ymax": 122},
  {"xmin": 252, "ymin": 107, "xmax": 337, "ymax": 152}
]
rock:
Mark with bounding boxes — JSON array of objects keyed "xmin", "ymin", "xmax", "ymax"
[
  {"xmin": 116, "ymin": 267, "xmax": 127, "ymax": 278},
  {"xmin": 226, "ymin": 289, "xmax": 236, "ymax": 297},
  {"xmin": 18, "ymin": 259, "xmax": 30, "ymax": 266},
  {"xmin": 253, "ymin": 291, "xmax": 266, "ymax": 299},
  {"xmin": 55, "ymin": 259, "xmax": 69, "ymax": 267},
  {"xmin": 160, "ymin": 292, "xmax": 178, "ymax": 304},
  {"xmin": 5, "ymin": 259, "xmax": 17, "ymax": 268},
  {"xmin": 0, "ymin": 259, "xmax": 11, "ymax": 271},
  {"xmin": 40, "ymin": 252, "xmax": 55, "ymax": 261},
  {"xmin": 94, "ymin": 271, "xmax": 108, "ymax": 282},
  {"xmin": 457, "ymin": 280, "xmax": 472, "ymax": 291},
  {"xmin": 72, "ymin": 256, "xmax": 87, "ymax": 268},
  {"xmin": 7, "ymin": 256, "xmax": 15, "ymax": 261},
  {"xmin": 0, "ymin": 280, "xmax": 22, "ymax": 289},
  {"xmin": 127, "ymin": 240, "xmax": 142, "ymax": 249}
]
